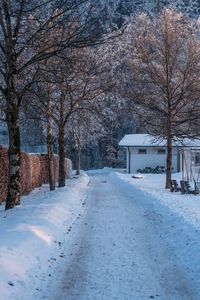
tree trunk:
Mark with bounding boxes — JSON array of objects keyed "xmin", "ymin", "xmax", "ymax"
[
  {"xmin": 165, "ymin": 113, "xmax": 173, "ymax": 189},
  {"xmin": 76, "ymin": 145, "xmax": 81, "ymax": 175},
  {"xmin": 166, "ymin": 137, "xmax": 173, "ymax": 189},
  {"xmin": 58, "ymin": 125, "xmax": 66, "ymax": 187},
  {"xmin": 47, "ymin": 119, "xmax": 55, "ymax": 191},
  {"xmin": 5, "ymin": 107, "xmax": 21, "ymax": 210}
]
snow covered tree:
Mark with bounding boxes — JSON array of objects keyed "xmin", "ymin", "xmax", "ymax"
[{"xmin": 123, "ymin": 8, "xmax": 200, "ymax": 188}]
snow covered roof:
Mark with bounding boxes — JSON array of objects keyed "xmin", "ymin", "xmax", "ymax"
[{"xmin": 119, "ymin": 134, "xmax": 200, "ymax": 148}]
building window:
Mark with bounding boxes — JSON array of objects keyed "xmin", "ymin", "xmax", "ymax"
[
  {"xmin": 138, "ymin": 149, "xmax": 147, "ymax": 154},
  {"xmin": 157, "ymin": 149, "xmax": 166, "ymax": 155},
  {"xmin": 195, "ymin": 153, "xmax": 200, "ymax": 166}
]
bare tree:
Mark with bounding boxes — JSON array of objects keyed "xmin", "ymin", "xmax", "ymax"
[
  {"xmin": 46, "ymin": 43, "xmax": 116, "ymax": 186},
  {"xmin": 46, "ymin": 83, "xmax": 56, "ymax": 191},
  {"xmin": 54, "ymin": 48, "xmax": 108, "ymax": 186},
  {"xmin": 68, "ymin": 109, "xmax": 105, "ymax": 175},
  {"xmin": 24, "ymin": 71, "xmax": 60, "ymax": 191},
  {"xmin": 123, "ymin": 8, "xmax": 200, "ymax": 188}
]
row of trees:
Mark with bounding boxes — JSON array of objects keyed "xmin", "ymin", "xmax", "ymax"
[
  {"xmin": 27, "ymin": 44, "xmax": 115, "ymax": 187},
  {"xmin": 0, "ymin": 0, "xmax": 119, "ymax": 210}
]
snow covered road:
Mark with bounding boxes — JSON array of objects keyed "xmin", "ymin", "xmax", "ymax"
[{"xmin": 42, "ymin": 170, "xmax": 198, "ymax": 300}]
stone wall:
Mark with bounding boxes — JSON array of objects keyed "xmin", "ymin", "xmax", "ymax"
[{"xmin": 0, "ymin": 146, "xmax": 72, "ymax": 203}]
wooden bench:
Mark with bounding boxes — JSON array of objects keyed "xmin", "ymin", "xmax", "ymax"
[
  {"xmin": 170, "ymin": 179, "xmax": 181, "ymax": 192},
  {"xmin": 180, "ymin": 180, "xmax": 199, "ymax": 195}
]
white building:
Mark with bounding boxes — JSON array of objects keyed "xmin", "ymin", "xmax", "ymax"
[
  {"xmin": 182, "ymin": 148, "xmax": 200, "ymax": 182},
  {"xmin": 119, "ymin": 134, "xmax": 200, "ymax": 175}
]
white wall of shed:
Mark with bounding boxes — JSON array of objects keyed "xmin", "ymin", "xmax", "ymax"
[{"xmin": 126, "ymin": 147, "xmax": 178, "ymax": 173}]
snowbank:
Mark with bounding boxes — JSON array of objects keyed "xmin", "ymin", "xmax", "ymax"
[
  {"xmin": 112, "ymin": 172, "xmax": 200, "ymax": 229},
  {"xmin": 110, "ymin": 172, "xmax": 200, "ymax": 294},
  {"xmin": 0, "ymin": 173, "xmax": 89, "ymax": 300}
]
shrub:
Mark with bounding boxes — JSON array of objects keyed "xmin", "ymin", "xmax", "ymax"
[{"xmin": 137, "ymin": 166, "xmax": 165, "ymax": 174}]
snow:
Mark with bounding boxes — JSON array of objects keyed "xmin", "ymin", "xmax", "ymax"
[
  {"xmin": 111, "ymin": 171, "xmax": 200, "ymax": 296},
  {"xmin": 115, "ymin": 172, "xmax": 200, "ymax": 229},
  {"xmin": 119, "ymin": 133, "xmax": 200, "ymax": 148},
  {"xmin": 40, "ymin": 169, "xmax": 200, "ymax": 299},
  {"xmin": 1, "ymin": 169, "xmax": 200, "ymax": 299},
  {"xmin": 119, "ymin": 134, "xmax": 165, "ymax": 147},
  {"xmin": 0, "ymin": 173, "xmax": 89, "ymax": 300}
]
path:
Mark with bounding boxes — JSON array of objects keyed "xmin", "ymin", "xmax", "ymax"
[{"xmin": 42, "ymin": 170, "xmax": 198, "ymax": 300}]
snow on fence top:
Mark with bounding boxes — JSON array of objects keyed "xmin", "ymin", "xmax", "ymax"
[{"xmin": 119, "ymin": 134, "xmax": 200, "ymax": 148}]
